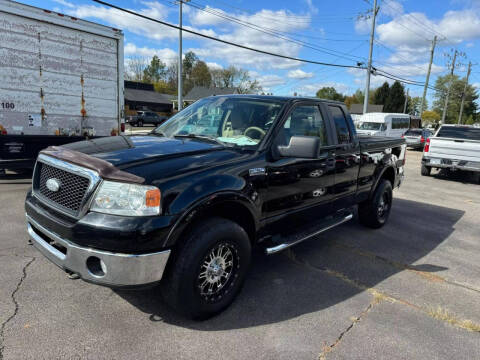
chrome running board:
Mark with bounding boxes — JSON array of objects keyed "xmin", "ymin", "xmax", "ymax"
[{"xmin": 265, "ymin": 213, "xmax": 353, "ymax": 255}]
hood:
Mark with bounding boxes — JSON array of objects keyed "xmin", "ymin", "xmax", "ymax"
[
  {"xmin": 62, "ymin": 135, "xmax": 225, "ymax": 166},
  {"xmin": 61, "ymin": 135, "xmax": 246, "ymax": 183}
]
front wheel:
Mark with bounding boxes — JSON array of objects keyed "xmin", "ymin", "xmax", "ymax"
[
  {"xmin": 358, "ymin": 179, "xmax": 393, "ymax": 229},
  {"xmin": 137, "ymin": 120, "xmax": 143, "ymax": 127},
  {"xmin": 161, "ymin": 217, "xmax": 251, "ymax": 319}
]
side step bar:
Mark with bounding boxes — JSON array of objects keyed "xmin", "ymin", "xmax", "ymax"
[{"xmin": 265, "ymin": 213, "xmax": 353, "ymax": 255}]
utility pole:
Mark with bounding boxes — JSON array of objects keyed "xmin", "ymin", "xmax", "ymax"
[
  {"xmin": 441, "ymin": 49, "xmax": 458, "ymax": 124},
  {"xmin": 403, "ymin": 88, "xmax": 409, "ymax": 113},
  {"xmin": 419, "ymin": 36, "xmax": 437, "ymax": 116},
  {"xmin": 177, "ymin": 0, "xmax": 189, "ymax": 111},
  {"xmin": 458, "ymin": 61, "xmax": 472, "ymax": 124},
  {"xmin": 363, "ymin": 0, "xmax": 378, "ymax": 115}
]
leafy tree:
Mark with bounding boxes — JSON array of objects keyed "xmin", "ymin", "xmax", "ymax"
[
  {"xmin": 316, "ymin": 87, "xmax": 345, "ymax": 101},
  {"xmin": 384, "ymin": 81, "xmax": 406, "ymax": 112},
  {"xmin": 373, "ymin": 82, "xmax": 390, "ymax": 106},
  {"xmin": 432, "ymin": 74, "xmax": 478, "ymax": 124},
  {"xmin": 344, "ymin": 89, "xmax": 364, "ymax": 108},
  {"xmin": 421, "ymin": 110, "xmax": 441, "ymax": 125},
  {"xmin": 407, "ymin": 96, "xmax": 427, "ymax": 116},
  {"xmin": 182, "ymin": 51, "xmax": 199, "ymax": 80},
  {"xmin": 190, "ymin": 61, "xmax": 212, "ymax": 88},
  {"xmin": 210, "ymin": 65, "xmax": 261, "ymax": 93},
  {"xmin": 143, "ymin": 55, "xmax": 167, "ymax": 83},
  {"xmin": 153, "ymin": 80, "xmax": 176, "ymax": 95}
]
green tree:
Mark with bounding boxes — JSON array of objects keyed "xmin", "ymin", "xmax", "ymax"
[
  {"xmin": 316, "ymin": 87, "xmax": 345, "ymax": 101},
  {"xmin": 407, "ymin": 96, "xmax": 427, "ymax": 116},
  {"xmin": 384, "ymin": 81, "xmax": 406, "ymax": 112},
  {"xmin": 143, "ymin": 55, "xmax": 167, "ymax": 83},
  {"xmin": 183, "ymin": 51, "xmax": 199, "ymax": 80},
  {"xmin": 190, "ymin": 60, "xmax": 212, "ymax": 88},
  {"xmin": 210, "ymin": 65, "xmax": 261, "ymax": 93},
  {"xmin": 373, "ymin": 82, "xmax": 390, "ymax": 106},
  {"xmin": 421, "ymin": 110, "xmax": 441, "ymax": 125},
  {"xmin": 432, "ymin": 74, "xmax": 479, "ymax": 124}
]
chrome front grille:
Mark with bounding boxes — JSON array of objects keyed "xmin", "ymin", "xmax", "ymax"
[
  {"xmin": 38, "ymin": 163, "xmax": 90, "ymax": 211},
  {"xmin": 33, "ymin": 154, "xmax": 101, "ymax": 217}
]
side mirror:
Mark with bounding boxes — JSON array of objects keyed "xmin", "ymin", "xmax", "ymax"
[{"xmin": 277, "ymin": 135, "xmax": 320, "ymax": 159}]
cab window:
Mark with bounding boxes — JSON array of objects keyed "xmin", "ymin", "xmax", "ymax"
[
  {"xmin": 329, "ymin": 105, "xmax": 351, "ymax": 144},
  {"xmin": 278, "ymin": 105, "xmax": 327, "ymax": 146}
]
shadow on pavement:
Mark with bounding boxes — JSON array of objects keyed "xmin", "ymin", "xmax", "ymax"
[
  {"xmin": 116, "ymin": 198, "xmax": 464, "ymax": 330},
  {"xmin": 0, "ymin": 169, "xmax": 33, "ymax": 184},
  {"xmin": 431, "ymin": 169, "xmax": 480, "ymax": 185}
]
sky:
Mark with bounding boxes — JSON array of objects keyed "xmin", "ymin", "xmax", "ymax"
[{"xmin": 19, "ymin": 0, "xmax": 480, "ymax": 105}]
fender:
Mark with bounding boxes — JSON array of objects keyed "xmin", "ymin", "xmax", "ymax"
[
  {"xmin": 369, "ymin": 163, "xmax": 397, "ymax": 198},
  {"xmin": 162, "ymin": 181, "xmax": 260, "ymax": 248}
]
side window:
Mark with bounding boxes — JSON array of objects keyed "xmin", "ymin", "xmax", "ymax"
[
  {"xmin": 280, "ymin": 105, "xmax": 327, "ymax": 146},
  {"xmin": 329, "ymin": 105, "xmax": 351, "ymax": 144}
]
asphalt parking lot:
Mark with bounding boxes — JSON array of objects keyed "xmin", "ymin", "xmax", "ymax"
[{"xmin": 1, "ymin": 150, "xmax": 479, "ymax": 359}]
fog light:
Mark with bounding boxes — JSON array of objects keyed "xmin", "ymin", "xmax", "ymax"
[{"xmin": 86, "ymin": 256, "xmax": 107, "ymax": 277}]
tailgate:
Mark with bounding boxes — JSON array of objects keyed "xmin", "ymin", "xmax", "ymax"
[{"xmin": 428, "ymin": 138, "xmax": 480, "ymax": 162}]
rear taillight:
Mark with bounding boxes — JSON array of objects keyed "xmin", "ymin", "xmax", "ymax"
[
  {"xmin": 424, "ymin": 138, "xmax": 430, "ymax": 152},
  {"xmin": 401, "ymin": 134, "xmax": 404, "ymax": 138},
  {"xmin": 0, "ymin": 125, "xmax": 7, "ymax": 135},
  {"xmin": 120, "ymin": 122, "xmax": 125, "ymax": 132},
  {"xmin": 420, "ymin": 136, "xmax": 425, "ymax": 143}
]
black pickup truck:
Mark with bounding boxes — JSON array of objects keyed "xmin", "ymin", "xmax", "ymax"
[{"xmin": 25, "ymin": 95, "xmax": 406, "ymax": 319}]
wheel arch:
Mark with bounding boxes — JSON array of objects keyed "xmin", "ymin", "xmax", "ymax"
[{"xmin": 370, "ymin": 165, "xmax": 396, "ymax": 198}]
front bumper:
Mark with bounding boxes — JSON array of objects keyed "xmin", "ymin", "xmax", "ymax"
[{"xmin": 27, "ymin": 214, "xmax": 171, "ymax": 287}]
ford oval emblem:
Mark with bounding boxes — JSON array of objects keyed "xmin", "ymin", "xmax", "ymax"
[{"xmin": 46, "ymin": 178, "xmax": 61, "ymax": 192}]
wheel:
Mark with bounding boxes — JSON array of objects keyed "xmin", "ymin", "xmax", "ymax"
[
  {"xmin": 161, "ymin": 217, "xmax": 251, "ymax": 319},
  {"xmin": 138, "ymin": 120, "xmax": 143, "ymax": 127},
  {"xmin": 421, "ymin": 164, "xmax": 431, "ymax": 176},
  {"xmin": 358, "ymin": 179, "xmax": 393, "ymax": 229}
]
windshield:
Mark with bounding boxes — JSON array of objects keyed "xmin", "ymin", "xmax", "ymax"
[
  {"xmin": 404, "ymin": 130, "xmax": 422, "ymax": 136},
  {"xmin": 154, "ymin": 97, "xmax": 286, "ymax": 147},
  {"xmin": 357, "ymin": 122, "xmax": 385, "ymax": 131}
]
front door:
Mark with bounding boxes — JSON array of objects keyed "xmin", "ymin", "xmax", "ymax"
[{"xmin": 262, "ymin": 103, "xmax": 336, "ymax": 232}]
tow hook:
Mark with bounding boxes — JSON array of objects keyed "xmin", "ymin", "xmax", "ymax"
[{"xmin": 66, "ymin": 271, "xmax": 80, "ymax": 280}]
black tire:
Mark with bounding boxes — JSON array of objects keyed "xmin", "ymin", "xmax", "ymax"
[
  {"xmin": 138, "ymin": 120, "xmax": 143, "ymax": 127},
  {"xmin": 421, "ymin": 164, "xmax": 431, "ymax": 176},
  {"xmin": 358, "ymin": 179, "xmax": 393, "ymax": 229},
  {"xmin": 161, "ymin": 217, "xmax": 251, "ymax": 319}
]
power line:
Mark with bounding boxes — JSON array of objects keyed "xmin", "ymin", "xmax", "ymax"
[
  {"xmin": 183, "ymin": 1, "xmax": 368, "ymax": 63},
  {"xmin": 92, "ymin": 0, "xmax": 364, "ymax": 70}
]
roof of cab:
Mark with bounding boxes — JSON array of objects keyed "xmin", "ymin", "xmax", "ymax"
[{"xmin": 203, "ymin": 94, "xmax": 346, "ymax": 106}]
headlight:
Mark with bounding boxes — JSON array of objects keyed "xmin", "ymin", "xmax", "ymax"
[{"xmin": 90, "ymin": 181, "xmax": 161, "ymax": 216}]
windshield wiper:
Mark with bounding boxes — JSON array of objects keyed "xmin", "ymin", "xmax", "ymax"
[
  {"xmin": 151, "ymin": 130, "xmax": 166, "ymax": 136},
  {"xmin": 174, "ymin": 134, "xmax": 225, "ymax": 146}
]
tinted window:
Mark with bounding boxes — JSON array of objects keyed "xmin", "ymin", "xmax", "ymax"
[
  {"xmin": 391, "ymin": 117, "xmax": 410, "ymax": 129},
  {"xmin": 280, "ymin": 105, "xmax": 327, "ymax": 146},
  {"xmin": 437, "ymin": 126, "xmax": 480, "ymax": 140},
  {"xmin": 404, "ymin": 129, "xmax": 422, "ymax": 136},
  {"xmin": 329, "ymin": 105, "xmax": 351, "ymax": 144}
]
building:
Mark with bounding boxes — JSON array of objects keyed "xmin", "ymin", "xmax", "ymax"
[
  {"xmin": 349, "ymin": 104, "xmax": 384, "ymax": 115},
  {"xmin": 180, "ymin": 86, "xmax": 239, "ymax": 107},
  {"xmin": 124, "ymin": 81, "xmax": 174, "ymax": 116}
]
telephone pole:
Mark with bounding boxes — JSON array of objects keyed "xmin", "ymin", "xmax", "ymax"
[
  {"xmin": 441, "ymin": 49, "xmax": 458, "ymax": 124},
  {"xmin": 363, "ymin": 0, "xmax": 378, "ymax": 115},
  {"xmin": 403, "ymin": 88, "xmax": 409, "ymax": 113},
  {"xmin": 419, "ymin": 36, "xmax": 437, "ymax": 116},
  {"xmin": 458, "ymin": 61, "xmax": 472, "ymax": 124},
  {"xmin": 177, "ymin": 0, "xmax": 189, "ymax": 111}
]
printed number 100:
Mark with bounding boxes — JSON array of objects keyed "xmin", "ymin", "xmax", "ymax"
[{"xmin": 1, "ymin": 102, "xmax": 15, "ymax": 109}]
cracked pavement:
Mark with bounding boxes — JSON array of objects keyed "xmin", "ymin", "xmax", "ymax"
[{"xmin": 0, "ymin": 150, "xmax": 479, "ymax": 359}]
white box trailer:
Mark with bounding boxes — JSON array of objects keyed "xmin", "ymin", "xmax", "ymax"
[{"xmin": 0, "ymin": 0, "xmax": 124, "ymax": 170}]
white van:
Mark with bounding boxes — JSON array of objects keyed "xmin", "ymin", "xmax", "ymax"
[{"xmin": 356, "ymin": 113, "xmax": 410, "ymax": 138}]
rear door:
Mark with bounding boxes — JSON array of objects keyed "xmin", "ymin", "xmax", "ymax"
[{"xmin": 327, "ymin": 104, "xmax": 361, "ymax": 209}]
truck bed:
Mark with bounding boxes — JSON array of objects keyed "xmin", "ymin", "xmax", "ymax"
[{"xmin": 358, "ymin": 135, "xmax": 405, "ymax": 151}]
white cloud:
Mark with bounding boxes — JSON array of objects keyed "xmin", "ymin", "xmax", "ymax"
[
  {"xmin": 380, "ymin": 0, "xmax": 404, "ymax": 18},
  {"xmin": 124, "ymin": 43, "xmax": 177, "ymax": 65},
  {"xmin": 257, "ymin": 74, "xmax": 286, "ymax": 88},
  {"xmin": 296, "ymin": 82, "xmax": 351, "ymax": 96},
  {"xmin": 206, "ymin": 62, "xmax": 223, "ymax": 70},
  {"xmin": 466, "ymin": 42, "xmax": 475, "ymax": 48},
  {"xmin": 53, "ymin": 0, "xmax": 74, "ymax": 8},
  {"xmin": 189, "ymin": 6, "xmax": 229, "ymax": 26},
  {"xmin": 287, "ymin": 69, "xmax": 314, "ymax": 79}
]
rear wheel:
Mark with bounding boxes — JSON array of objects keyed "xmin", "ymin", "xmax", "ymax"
[
  {"xmin": 421, "ymin": 164, "xmax": 431, "ymax": 176},
  {"xmin": 161, "ymin": 217, "xmax": 251, "ymax": 319},
  {"xmin": 358, "ymin": 179, "xmax": 393, "ymax": 229},
  {"xmin": 138, "ymin": 120, "xmax": 143, "ymax": 127}
]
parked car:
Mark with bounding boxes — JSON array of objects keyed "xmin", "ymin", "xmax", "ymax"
[
  {"xmin": 127, "ymin": 111, "xmax": 168, "ymax": 127},
  {"xmin": 356, "ymin": 113, "xmax": 411, "ymax": 138},
  {"xmin": 421, "ymin": 124, "xmax": 480, "ymax": 182},
  {"xmin": 402, "ymin": 128, "xmax": 432, "ymax": 150},
  {"xmin": 25, "ymin": 95, "xmax": 406, "ymax": 319}
]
